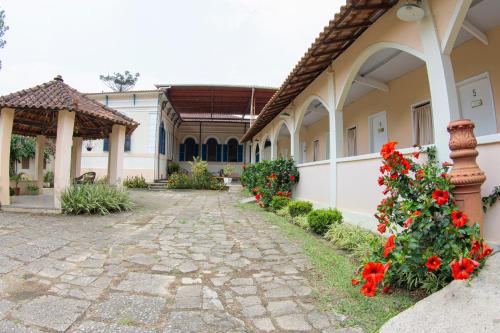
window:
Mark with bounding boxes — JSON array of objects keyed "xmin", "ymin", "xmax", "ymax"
[
  {"xmin": 22, "ymin": 157, "xmax": 30, "ymax": 169},
  {"xmin": 347, "ymin": 126, "xmax": 357, "ymax": 157},
  {"xmin": 125, "ymin": 135, "xmax": 131, "ymax": 152},
  {"xmin": 255, "ymin": 144, "xmax": 260, "ymax": 163},
  {"xmin": 227, "ymin": 139, "xmax": 238, "ymax": 162},
  {"xmin": 103, "ymin": 138, "xmax": 109, "ymax": 152},
  {"xmin": 179, "ymin": 138, "xmax": 196, "ymax": 162},
  {"xmin": 412, "ymin": 102, "xmax": 434, "ymax": 146},
  {"xmin": 313, "ymin": 140, "xmax": 320, "ymax": 162},
  {"xmin": 207, "ymin": 138, "xmax": 218, "ymax": 162},
  {"xmin": 159, "ymin": 122, "xmax": 166, "ymax": 155}
]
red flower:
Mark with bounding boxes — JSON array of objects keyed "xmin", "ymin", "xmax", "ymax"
[
  {"xmin": 384, "ymin": 235, "xmax": 396, "ymax": 257},
  {"xmin": 382, "ymin": 188, "xmax": 390, "ymax": 195},
  {"xmin": 289, "ymin": 175, "xmax": 296, "ymax": 182},
  {"xmin": 403, "ymin": 217, "xmax": 413, "ymax": 228},
  {"xmin": 440, "ymin": 173, "xmax": 448, "ymax": 178},
  {"xmin": 451, "ymin": 258, "xmax": 479, "ymax": 280},
  {"xmin": 242, "ymin": 164, "xmax": 246, "ymax": 170},
  {"xmin": 362, "ymin": 262, "xmax": 385, "ymax": 283},
  {"xmin": 378, "ymin": 176, "xmax": 384, "ymax": 186},
  {"xmin": 479, "ymin": 242, "xmax": 493, "ymax": 259},
  {"xmin": 360, "ymin": 281, "xmax": 377, "ymax": 297},
  {"xmin": 432, "ymin": 189, "xmax": 449, "ymax": 206},
  {"xmin": 470, "ymin": 240, "xmax": 481, "ymax": 256},
  {"xmin": 351, "ymin": 278, "xmax": 360, "ymax": 286},
  {"xmin": 426, "ymin": 256, "xmax": 441, "ymax": 272},
  {"xmin": 255, "ymin": 193, "xmax": 261, "ymax": 201},
  {"xmin": 380, "ymin": 141, "xmax": 398, "ymax": 159},
  {"xmin": 377, "ymin": 223, "xmax": 387, "ymax": 234},
  {"xmin": 451, "ymin": 211, "xmax": 468, "ymax": 228},
  {"xmin": 415, "ymin": 169, "xmax": 424, "ymax": 181},
  {"xmin": 412, "ymin": 151, "xmax": 420, "ymax": 159},
  {"xmin": 382, "ymin": 285, "xmax": 391, "ymax": 294},
  {"xmin": 413, "ymin": 210, "xmax": 421, "ymax": 217},
  {"xmin": 442, "ymin": 161, "xmax": 452, "ymax": 167},
  {"xmin": 390, "ymin": 173, "xmax": 398, "ymax": 180}
]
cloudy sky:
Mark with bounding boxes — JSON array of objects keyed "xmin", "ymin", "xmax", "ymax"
[{"xmin": 0, "ymin": 0, "xmax": 344, "ymax": 95}]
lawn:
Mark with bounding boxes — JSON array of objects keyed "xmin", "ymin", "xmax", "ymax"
[{"xmin": 238, "ymin": 202, "xmax": 420, "ymax": 333}]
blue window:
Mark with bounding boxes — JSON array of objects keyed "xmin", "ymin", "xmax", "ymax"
[
  {"xmin": 103, "ymin": 135, "xmax": 131, "ymax": 152},
  {"xmin": 159, "ymin": 122, "xmax": 166, "ymax": 155},
  {"xmin": 255, "ymin": 144, "xmax": 260, "ymax": 163},
  {"xmin": 180, "ymin": 138, "xmax": 198, "ymax": 161},
  {"xmin": 206, "ymin": 138, "xmax": 218, "ymax": 162}
]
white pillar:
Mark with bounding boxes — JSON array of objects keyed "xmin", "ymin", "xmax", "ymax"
[
  {"xmin": 70, "ymin": 137, "xmax": 83, "ymax": 179},
  {"xmin": 35, "ymin": 135, "xmax": 46, "ymax": 191},
  {"xmin": 54, "ymin": 110, "xmax": 75, "ymax": 209},
  {"xmin": 270, "ymin": 138, "xmax": 278, "ymax": 160},
  {"xmin": 108, "ymin": 125, "xmax": 126, "ymax": 186},
  {"xmin": 0, "ymin": 108, "xmax": 14, "ymax": 206},
  {"xmin": 291, "ymin": 130, "xmax": 300, "ymax": 163},
  {"xmin": 420, "ymin": 0, "xmax": 462, "ymax": 162},
  {"xmin": 327, "ymin": 70, "xmax": 344, "ymax": 208}
]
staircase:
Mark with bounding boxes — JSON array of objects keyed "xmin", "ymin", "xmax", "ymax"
[{"xmin": 148, "ymin": 179, "xmax": 168, "ymax": 191}]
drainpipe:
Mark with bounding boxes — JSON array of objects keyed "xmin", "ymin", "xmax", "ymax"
[{"xmin": 199, "ymin": 122, "xmax": 202, "ymax": 158}]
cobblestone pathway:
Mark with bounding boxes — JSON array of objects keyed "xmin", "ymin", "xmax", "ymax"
[{"xmin": 0, "ymin": 190, "xmax": 356, "ymax": 332}]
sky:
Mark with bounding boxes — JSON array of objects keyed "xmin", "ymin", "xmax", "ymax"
[{"xmin": 0, "ymin": 0, "xmax": 344, "ymax": 95}]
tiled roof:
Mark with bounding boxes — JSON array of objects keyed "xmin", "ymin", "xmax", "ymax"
[
  {"xmin": 0, "ymin": 76, "xmax": 139, "ymax": 138},
  {"xmin": 241, "ymin": 0, "xmax": 398, "ymax": 142}
]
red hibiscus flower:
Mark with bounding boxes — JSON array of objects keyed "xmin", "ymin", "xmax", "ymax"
[
  {"xmin": 412, "ymin": 151, "xmax": 420, "ymax": 159},
  {"xmin": 403, "ymin": 217, "xmax": 413, "ymax": 228},
  {"xmin": 470, "ymin": 240, "xmax": 481, "ymax": 256},
  {"xmin": 377, "ymin": 223, "xmax": 387, "ymax": 234},
  {"xmin": 289, "ymin": 175, "xmax": 296, "ymax": 182},
  {"xmin": 440, "ymin": 173, "xmax": 448, "ymax": 178},
  {"xmin": 390, "ymin": 173, "xmax": 398, "ymax": 180},
  {"xmin": 479, "ymin": 242, "xmax": 493, "ymax": 259},
  {"xmin": 451, "ymin": 210, "xmax": 468, "ymax": 228},
  {"xmin": 415, "ymin": 169, "xmax": 424, "ymax": 181},
  {"xmin": 360, "ymin": 281, "xmax": 377, "ymax": 297},
  {"xmin": 426, "ymin": 256, "xmax": 441, "ymax": 272},
  {"xmin": 351, "ymin": 278, "xmax": 360, "ymax": 286},
  {"xmin": 414, "ymin": 210, "xmax": 421, "ymax": 217},
  {"xmin": 401, "ymin": 159, "xmax": 411, "ymax": 174},
  {"xmin": 383, "ymin": 188, "xmax": 390, "ymax": 195},
  {"xmin": 384, "ymin": 235, "xmax": 396, "ymax": 257},
  {"xmin": 380, "ymin": 141, "xmax": 398, "ymax": 159},
  {"xmin": 255, "ymin": 193, "xmax": 261, "ymax": 201},
  {"xmin": 362, "ymin": 262, "xmax": 385, "ymax": 283},
  {"xmin": 252, "ymin": 187, "xmax": 258, "ymax": 193},
  {"xmin": 432, "ymin": 189, "xmax": 449, "ymax": 206},
  {"xmin": 378, "ymin": 176, "xmax": 384, "ymax": 186},
  {"xmin": 450, "ymin": 258, "xmax": 479, "ymax": 280},
  {"xmin": 382, "ymin": 285, "xmax": 391, "ymax": 294}
]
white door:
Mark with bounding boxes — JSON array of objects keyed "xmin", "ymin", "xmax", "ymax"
[
  {"xmin": 369, "ymin": 111, "xmax": 388, "ymax": 153},
  {"xmin": 458, "ymin": 74, "xmax": 497, "ymax": 137}
]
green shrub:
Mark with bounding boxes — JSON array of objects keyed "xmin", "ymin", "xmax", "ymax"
[
  {"xmin": 325, "ymin": 223, "xmax": 383, "ymax": 259},
  {"xmin": 269, "ymin": 195, "xmax": 290, "ymax": 212},
  {"xmin": 44, "ymin": 171, "xmax": 54, "ymax": 186},
  {"xmin": 167, "ymin": 172, "xmax": 191, "ymax": 189},
  {"xmin": 293, "ymin": 215, "xmax": 310, "ymax": 230},
  {"xmin": 189, "ymin": 157, "xmax": 213, "ymax": 189},
  {"xmin": 26, "ymin": 184, "xmax": 39, "ymax": 195},
  {"xmin": 61, "ymin": 184, "xmax": 133, "ymax": 215},
  {"xmin": 9, "ymin": 187, "xmax": 15, "ymax": 196},
  {"xmin": 168, "ymin": 162, "xmax": 180, "ymax": 174},
  {"xmin": 123, "ymin": 175, "xmax": 148, "ymax": 189},
  {"xmin": 307, "ymin": 208, "xmax": 343, "ymax": 235},
  {"xmin": 288, "ymin": 200, "xmax": 313, "ymax": 217},
  {"xmin": 95, "ymin": 176, "xmax": 108, "ymax": 185},
  {"xmin": 275, "ymin": 207, "xmax": 291, "ymax": 219}
]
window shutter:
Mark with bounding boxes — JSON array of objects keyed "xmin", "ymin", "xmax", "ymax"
[
  {"xmin": 124, "ymin": 135, "xmax": 131, "ymax": 152},
  {"xmin": 223, "ymin": 144, "xmax": 228, "ymax": 162},
  {"xmin": 179, "ymin": 144, "xmax": 185, "ymax": 161},
  {"xmin": 103, "ymin": 138, "xmax": 109, "ymax": 152},
  {"xmin": 237, "ymin": 145, "xmax": 243, "ymax": 162},
  {"xmin": 216, "ymin": 144, "xmax": 222, "ymax": 162},
  {"xmin": 202, "ymin": 144, "xmax": 207, "ymax": 160}
]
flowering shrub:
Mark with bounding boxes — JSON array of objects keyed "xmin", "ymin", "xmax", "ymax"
[
  {"xmin": 354, "ymin": 143, "xmax": 493, "ymax": 296},
  {"xmin": 269, "ymin": 195, "xmax": 290, "ymax": 212},
  {"xmin": 241, "ymin": 158, "xmax": 299, "ymax": 207}
]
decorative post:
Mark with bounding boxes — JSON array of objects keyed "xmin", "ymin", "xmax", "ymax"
[{"xmin": 447, "ymin": 119, "xmax": 486, "ymax": 234}]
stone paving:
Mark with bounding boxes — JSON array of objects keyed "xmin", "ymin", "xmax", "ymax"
[{"xmin": 0, "ymin": 190, "xmax": 359, "ymax": 332}]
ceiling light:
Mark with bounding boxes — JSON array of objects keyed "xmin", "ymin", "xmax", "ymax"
[{"xmin": 397, "ymin": 0, "xmax": 425, "ymax": 22}]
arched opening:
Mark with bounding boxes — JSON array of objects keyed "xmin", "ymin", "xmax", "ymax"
[
  {"xmin": 275, "ymin": 122, "xmax": 292, "ymax": 158},
  {"xmin": 227, "ymin": 138, "xmax": 239, "ymax": 162},
  {"xmin": 262, "ymin": 137, "xmax": 272, "ymax": 161},
  {"xmin": 339, "ymin": 47, "xmax": 429, "ymax": 156},
  {"xmin": 255, "ymin": 143, "xmax": 260, "ymax": 163},
  {"xmin": 158, "ymin": 122, "xmax": 166, "ymax": 155},
  {"xmin": 179, "ymin": 137, "xmax": 197, "ymax": 162},
  {"xmin": 206, "ymin": 138, "xmax": 219, "ymax": 162},
  {"xmin": 296, "ymin": 98, "xmax": 330, "ymax": 163}
]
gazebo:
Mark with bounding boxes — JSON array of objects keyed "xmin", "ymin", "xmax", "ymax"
[{"xmin": 0, "ymin": 76, "xmax": 139, "ymax": 210}]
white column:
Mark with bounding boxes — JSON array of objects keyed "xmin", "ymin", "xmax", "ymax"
[
  {"xmin": 0, "ymin": 108, "xmax": 15, "ymax": 206},
  {"xmin": 54, "ymin": 110, "xmax": 75, "ymax": 209},
  {"xmin": 420, "ymin": 0, "xmax": 462, "ymax": 162},
  {"xmin": 270, "ymin": 138, "xmax": 278, "ymax": 160},
  {"xmin": 35, "ymin": 135, "xmax": 46, "ymax": 191},
  {"xmin": 70, "ymin": 137, "xmax": 83, "ymax": 180},
  {"xmin": 108, "ymin": 125, "xmax": 126, "ymax": 186},
  {"xmin": 291, "ymin": 130, "xmax": 301, "ymax": 163},
  {"xmin": 327, "ymin": 70, "xmax": 343, "ymax": 208}
]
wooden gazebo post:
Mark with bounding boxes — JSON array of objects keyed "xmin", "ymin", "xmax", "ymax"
[{"xmin": 447, "ymin": 119, "xmax": 487, "ymax": 234}]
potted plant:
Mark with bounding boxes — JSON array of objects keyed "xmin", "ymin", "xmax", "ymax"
[
  {"xmin": 26, "ymin": 184, "xmax": 39, "ymax": 195},
  {"xmin": 10, "ymin": 172, "xmax": 25, "ymax": 196},
  {"xmin": 222, "ymin": 164, "xmax": 234, "ymax": 185}
]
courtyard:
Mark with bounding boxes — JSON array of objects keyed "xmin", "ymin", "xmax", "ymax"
[{"xmin": 0, "ymin": 190, "xmax": 359, "ymax": 333}]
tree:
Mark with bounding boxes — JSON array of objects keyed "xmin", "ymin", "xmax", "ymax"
[
  {"xmin": 0, "ymin": 8, "xmax": 9, "ymax": 70},
  {"xmin": 9, "ymin": 135, "xmax": 54, "ymax": 175},
  {"xmin": 99, "ymin": 71, "xmax": 140, "ymax": 92}
]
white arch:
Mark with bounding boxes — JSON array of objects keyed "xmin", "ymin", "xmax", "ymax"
[
  {"xmin": 272, "ymin": 119, "xmax": 293, "ymax": 143},
  {"xmin": 225, "ymin": 136, "xmax": 241, "ymax": 144},
  {"xmin": 294, "ymin": 94, "xmax": 331, "ymax": 132},
  {"xmin": 204, "ymin": 136, "xmax": 220, "ymax": 144},
  {"xmin": 180, "ymin": 135, "xmax": 198, "ymax": 144},
  {"xmin": 336, "ymin": 42, "xmax": 426, "ymax": 111}
]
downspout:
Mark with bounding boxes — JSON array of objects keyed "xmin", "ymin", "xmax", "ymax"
[
  {"xmin": 154, "ymin": 94, "xmax": 161, "ymax": 180},
  {"xmin": 199, "ymin": 122, "xmax": 202, "ymax": 158}
]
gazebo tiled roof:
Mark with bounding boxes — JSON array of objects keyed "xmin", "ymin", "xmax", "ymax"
[{"xmin": 0, "ymin": 76, "xmax": 139, "ymax": 139}]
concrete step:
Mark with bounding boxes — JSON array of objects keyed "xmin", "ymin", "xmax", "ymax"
[{"xmin": 1, "ymin": 205, "xmax": 61, "ymax": 214}]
